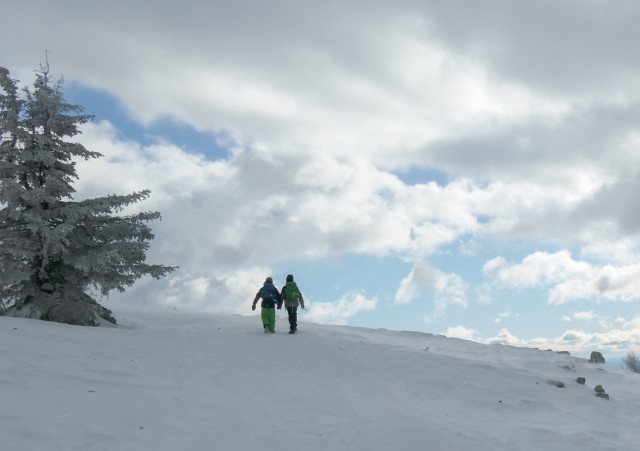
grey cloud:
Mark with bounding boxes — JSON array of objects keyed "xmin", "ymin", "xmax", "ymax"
[
  {"xmin": 7, "ymin": 0, "xmax": 638, "ymax": 172},
  {"xmin": 561, "ymin": 331, "xmax": 581, "ymax": 343},
  {"xmin": 423, "ymin": 102, "xmax": 640, "ymax": 182},
  {"xmin": 570, "ymin": 173, "xmax": 640, "ymax": 236},
  {"xmin": 7, "ymin": 1, "xmax": 639, "ymax": 118},
  {"xmin": 415, "ymin": 0, "xmax": 640, "ymax": 96},
  {"xmin": 503, "ymin": 169, "xmax": 640, "ymax": 244}
]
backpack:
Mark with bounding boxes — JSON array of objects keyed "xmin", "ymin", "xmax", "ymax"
[
  {"xmin": 285, "ymin": 281, "xmax": 300, "ymax": 302},
  {"xmin": 262, "ymin": 283, "xmax": 276, "ymax": 300}
]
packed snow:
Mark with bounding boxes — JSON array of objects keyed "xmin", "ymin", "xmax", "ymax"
[{"xmin": 2, "ymin": 309, "xmax": 639, "ymax": 450}]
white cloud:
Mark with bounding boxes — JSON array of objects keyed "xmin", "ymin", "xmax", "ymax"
[
  {"xmin": 304, "ymin": 292, "xmax": 377, "ymax": 326},
  {"xmin": 483, "ymin": 250, "xmax": 590, "ymax": 288},
  {"xmin": 487, "ymin": 329, "xmax": 525, "ymax": 347},
  {"xmin": 469, "ymin": 315, "xmax": 640, "ymax": 356},
  {"xmin": 443, "ymin": 325, "xmax": 480, "ymax": 342},
  {"xmin": 431, "ymin": 315, "xmax": 640, "ymax": 356},
  {"xmin": 75, "ymin": 121, "xmax": 234, "ymax": 209},
  {"xmin": 484, "ymin": 250, "xmax": 640, "ymax": 305},
  {"xmin": 68, "ymin": 124, "xmax": 489, "ymax": 313},
  {"xmin": 73, "ymin": 123, "xmax": 534, "ymax": 293},
  {"xmin": 562, "ymin": 310, "xmax": 598, "ymax": 323},
  {"xmin": 112, "ymin": 266, "xmax": 272, "ymax": 316},
  {"xmin": 573, "ymin": 311, "xmax": 595, "ymax": 322},
  {"xmin": 549, "ymin": 263, "xmax": 640, "ymax": 305},
  {"xmin": 581, "ymin": 237, "xmax": 640, "ymax": 265},
  {"xmin": 395, "ymin": 262, "xmax": 468, "ymax": 318},
  {"xmin": 548, "ymin": 323, "xmax": 640, "ymax": 356},
  {"xmin": 493, "ymin": 311, "xmax": 511, "ymax": 324}
]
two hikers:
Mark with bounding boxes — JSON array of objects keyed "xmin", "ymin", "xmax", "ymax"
[{"xmin": 251, "ymin": 274, "xmax": 305, "ymax": 334}]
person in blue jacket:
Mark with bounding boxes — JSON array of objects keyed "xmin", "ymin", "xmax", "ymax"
[{"xmin": 251, "ymin": 276, "xmax": 282, "ymax": 333}]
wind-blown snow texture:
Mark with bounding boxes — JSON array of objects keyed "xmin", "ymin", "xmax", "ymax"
[{"xmin": 2, "ymin": 310, "xmax": 639, "ymax": 450}]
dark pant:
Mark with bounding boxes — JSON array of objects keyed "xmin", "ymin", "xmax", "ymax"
[{"xmin": 286, "ymin": 306, "xmax": 297, "ymax": 331}]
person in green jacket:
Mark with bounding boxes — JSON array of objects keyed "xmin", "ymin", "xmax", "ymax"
[
  {"xmin": 252, "ymin": 277, "xmax": 282, "ymax": 333},
  {"xmin": 280, "ymin": 274, "xmax": 305, "ymax": 334}
]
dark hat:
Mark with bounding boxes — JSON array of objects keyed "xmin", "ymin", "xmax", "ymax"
[
  {"xmin": 286, "ymin": 274, "xmax": 294, "ymax": 282},
  {"xmin": 265, "ymin": 276, "xmax": 273, "ymax": 283}
]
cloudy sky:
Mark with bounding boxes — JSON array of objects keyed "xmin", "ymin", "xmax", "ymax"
[{"xmin": 3, "ymin": 0, "xmax": 640, "ymax": 356}]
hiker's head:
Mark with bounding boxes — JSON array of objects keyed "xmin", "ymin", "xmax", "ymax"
[
  {"xmin": 265, "ymin": 276, "xmax": 273, "ymax": 284},
  {"xmin": 286, "ymin": 274, "xmax": 294, "ymax": 282}
]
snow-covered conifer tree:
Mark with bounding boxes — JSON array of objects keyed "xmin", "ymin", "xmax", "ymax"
[{"xmin": 0, "ymin": 64, "xmax": 175, "ymax": 325}]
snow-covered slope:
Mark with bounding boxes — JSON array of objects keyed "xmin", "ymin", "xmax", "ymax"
[{"xmin": 2, "ymin": 310, "xmax": 639, "ymax": 450}]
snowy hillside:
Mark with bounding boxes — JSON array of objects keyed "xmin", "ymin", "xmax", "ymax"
[{"xmin": 2, "ymin": 310, "xmax": 639, "ymax": 451}]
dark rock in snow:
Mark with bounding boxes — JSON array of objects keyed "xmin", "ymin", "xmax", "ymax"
[
  {"xmin": 594, "ymin": 385, "xmax": 610, "ymax": 400},
  {"xmin": 589, "ymin": 351, "xmax": 605, "ymax": 364}
]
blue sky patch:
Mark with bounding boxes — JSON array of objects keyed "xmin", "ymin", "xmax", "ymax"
[
  {"xmin": 65, "ymin": 83, "xmax": 230, "ymax": 161},
  {"xmin": 394, "ymin": 166, "xmax": 450, "ymax": 186}
]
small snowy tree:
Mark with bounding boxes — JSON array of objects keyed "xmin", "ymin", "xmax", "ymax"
[
  {"xmin": 0, "ymin": 64, "xmax": 175, "ymax": 325},
  {"xmin": 623, "ymin": 351, "xmax": 640, "ymax": 374}
]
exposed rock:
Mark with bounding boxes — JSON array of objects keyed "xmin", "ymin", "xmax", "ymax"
[
  {"xmin": 588, "ymin": 351, "xmax": 605, "ymax": 364},
  {"xmin": 547, "ymin": 380, "xmax": 565, "ymax": 388},
  {"xmin": 594, "ymin": 385, "xmax": 610, "ymax": 400},
  {"xmin": 576, "ymin": 377, "xmax": 586, "ymax": 385}
]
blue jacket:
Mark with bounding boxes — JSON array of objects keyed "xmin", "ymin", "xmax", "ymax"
[{"xmin": 253, "ymin": 282, "xmax": 282, "ymax": 308}]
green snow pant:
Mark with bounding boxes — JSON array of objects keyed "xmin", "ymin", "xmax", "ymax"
[{"xmin": 261, "ymin": 307, "xmax": 276, "ymax": 332}]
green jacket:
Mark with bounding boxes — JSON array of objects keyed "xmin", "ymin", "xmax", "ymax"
[{"xmin": 280, "ymin": 281, "xmax": 304, "ymax": 308}]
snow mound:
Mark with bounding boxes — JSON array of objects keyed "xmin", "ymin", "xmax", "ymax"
[{"xmin": 2, "ymin": 310, "xmax": 639, "ymax": 450}]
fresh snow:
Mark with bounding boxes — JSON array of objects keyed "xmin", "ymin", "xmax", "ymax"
[{"xmin": 2, "ymin": 310, "xmax": 639, "ymax": 450}]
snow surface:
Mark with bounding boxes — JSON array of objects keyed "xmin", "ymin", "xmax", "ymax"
[{"xmin": 2, "ymin": 310, "xmax": 640, "ymax": 451}]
